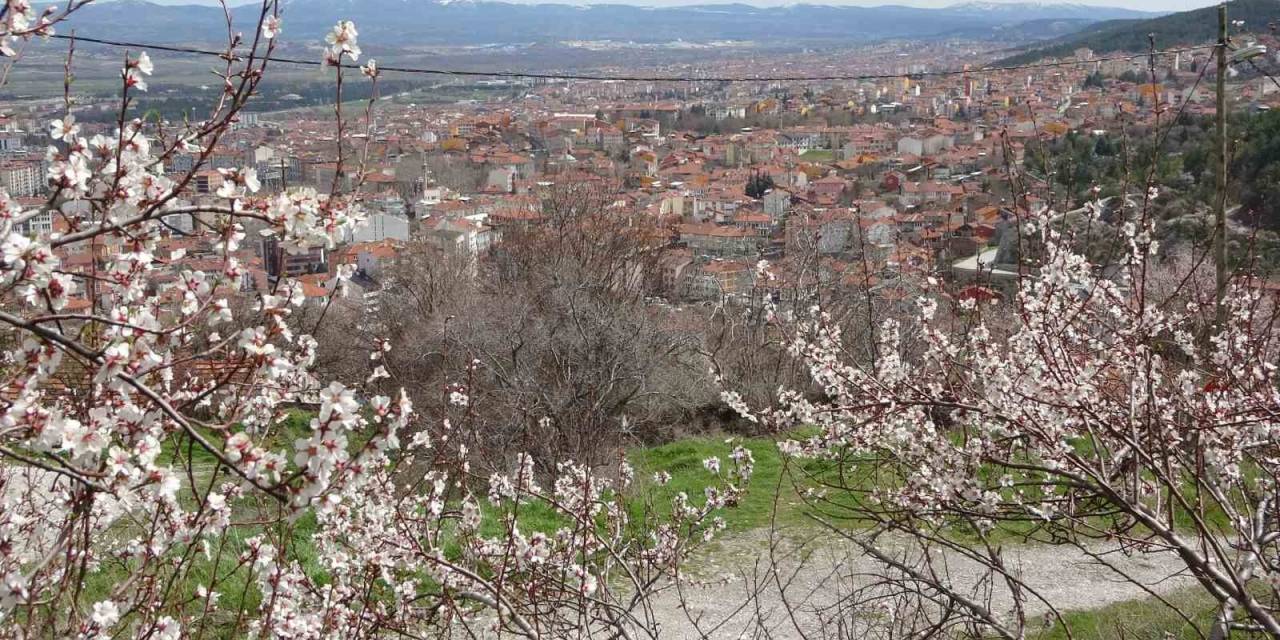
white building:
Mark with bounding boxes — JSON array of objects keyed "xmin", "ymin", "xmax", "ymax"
[
  {"xmin": 15, "ymin": 207, "xmax": 52, "ymax": 237},
  {"xmin": 351, "ymin": 211, "xmax": 410, "ymax": 243},
  {"xmin": 0, "ymin": 161, "xmax": 41, "ymax": 197}
]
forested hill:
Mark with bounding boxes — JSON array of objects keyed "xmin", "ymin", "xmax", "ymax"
[{"xmin": 1000, "ymin": 0, "xmax": 1280, "ymax": 65}]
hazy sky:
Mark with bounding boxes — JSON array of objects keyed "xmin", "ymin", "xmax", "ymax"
[{"xmin": 146, "ymin": 0, "xmax": 1224, "ymax": 12}]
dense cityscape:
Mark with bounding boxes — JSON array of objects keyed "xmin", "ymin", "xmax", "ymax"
[{"xmin": 4, "ymin": 32, "xmax": 1270, "ymax": 317}]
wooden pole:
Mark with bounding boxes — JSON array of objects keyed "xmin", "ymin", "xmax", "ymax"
[{"xmin": 1214, "ymin": 3, "xmax": 1229, "ymax": 328}]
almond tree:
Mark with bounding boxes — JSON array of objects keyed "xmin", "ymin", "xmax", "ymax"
[
  {"xmin": 743, "ymin": 199, "xmax": 1280, "ymax": 638},
  {"xmin": 0, "ymin": 2, "xmax": 747, "ymax": 637}
]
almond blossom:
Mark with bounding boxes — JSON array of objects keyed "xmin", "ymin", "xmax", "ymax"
[
  {"xmin": 262, "ymin": 15, "xmax": 282, "ymax": 39},
  {"xmin": 324, "ymin": 19, "xmax": 360, "ymax": 61}
]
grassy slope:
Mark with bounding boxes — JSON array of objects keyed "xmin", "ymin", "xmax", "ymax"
[{"xmin": 90, "ymin": 424, "xmax": 1238, "ymax": 639}]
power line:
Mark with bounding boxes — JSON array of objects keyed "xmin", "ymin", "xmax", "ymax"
[{"xmin": 46, "ymin": 33, "xmax": 1216, "ymax": 84}]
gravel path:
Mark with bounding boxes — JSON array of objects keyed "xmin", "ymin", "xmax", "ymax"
[{"xmin": 643, "ymin": 527, "xmax": 1198, "ymax": 639}]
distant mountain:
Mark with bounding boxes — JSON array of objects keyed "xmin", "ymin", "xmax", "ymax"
[
  {"xmin": 1000, "ymin": 0, "xmax": 1280, "ymax": 64},
  {"xmin": 946, "ymin": 2, "xmax": 1153, "ymax": 21},
  {"xmin": 986, "ymin": 17, "xmax": 1100, "ymax": 41},
  {"xmin": 49, "ymin": 0, "xmax": 1159, "ymax": 46}
]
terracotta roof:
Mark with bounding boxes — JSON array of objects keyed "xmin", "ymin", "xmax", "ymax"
[{"xmin": 679, "ymin": 222, "xmax": 753, "ymax": 239}]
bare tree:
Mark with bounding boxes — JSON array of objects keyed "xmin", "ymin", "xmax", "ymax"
[{"xmin": 365, "ymin": 181, "xmax": 713, "ymax": 474}]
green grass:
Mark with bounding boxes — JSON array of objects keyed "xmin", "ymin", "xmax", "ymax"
[
  {"xmin": 472, "ymin": 436, "xmax": 799, "ymax": 539},
  {"xmin": 628, "ymin": 436, "xmax": 804, "ymax": 532},
  {"xmin": 799, "ymin": 149, "xmax": 836, "ymax": 162},
  {"xmin": 157, "ymin": 410, "xmax": 316, "ymax": 470},
  {"xmin": 1035, "ymin": 587, "xmax": 1225, "ymax": 640},
  {"xmin": 624, "ymin": 435, "xmax": 783, "ymax": 529},
  {"xmin": 71, "ymin": 510, "xmax": 321, "ymax": 639},
  {"xmin": 158, "ymin": 416, "xmax": 1252, "ymax": 553},
  {"xmin": 66, "ymin": 412, "xmax": 328, "ymax": 637},
  {"xmin": 476, "ymin": 495, "xmax": 567, "ymax": 538}
]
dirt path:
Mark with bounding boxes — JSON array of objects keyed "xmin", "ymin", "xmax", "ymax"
[
  {"xmin": 642, "ymin": 527, "xmax": 1197, "ymax": 639},
  {"xmin": 6, "ymin": 465, "xmax": 1199, "ymax": 638}
]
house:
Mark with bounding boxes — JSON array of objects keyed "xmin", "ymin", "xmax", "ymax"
[
  {"xmin": 627, "ymin": 118, "xmax": 661, "ymax": 139},
  {"xmin": 810, "ymin": 176, "xmax": 848, "ymax": 206},
  {"xmin": 678, "ymin": 222, "xmax": 759, "ymax": 257},
  {"xmin": 899, "ymin": 181, "xmax": 962, "ymax": 207},
  {"xmin": 488, "ymin": 207, "xmax": 544, "ymax": 234},
  {"xmin": 787, "ymin": 209, "xmax": 856, "ymax": 256},
  {"xmin": 0, "ymin": 124, "xmax": 24, "ymax": 152},
  {"xmin": 855, "ymin": 200, "xmax": 896, "ymax": 220},
  {"xmin": 192, "ymin": 170, "xmax": 224, "ymax": 195},
  {"xmin": 732, "ymin": 212, "xmax": 774, "ymax": 237},
  {"xmin": 660, "ymin": 191, "xmax": 698, "ymax": 218},
  {"xmin": 592, "ymin": 124, "xmax": 625, "ymax": 150},
  {"xmin": 420, "ymin": 215, "xmax": 495, "ymax": 257},
  {"xmin": 261, "ymin": 236, "xmax": 328, "ymax": 279},
  {"xmin": 896, "ymin": 131, "xmax": 955, "ymax": 156},
  {"xmin": 355, "ymin": 240, "xmax": 400, "ymax": 279},
  {"xmin": 762, "ymin": 189, "xmax": 791, "ymax": 222},
  {"xmin": 708, "ymin": 104, "xmax": 749, "ymax": 120},
  {"xmin": 861, "ymin": 217, "xmax": 899, "ymax": 246},
  {"xmin": 686, "ymin": 259, "xmax": 754, "ymax": 300},
  {"xmin": 656, "ymin": 248, "xmax": 695, "ymax": 296},
  {"xmin": 629, "ymin": 147, "xmax": 658, "ymax": 177},
  {"xmin": 485, "ymin": 166, "xmax": 518, "ymax": 193}
]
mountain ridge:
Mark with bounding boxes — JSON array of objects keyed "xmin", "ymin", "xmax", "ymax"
[{"xmin": 46, "ymin": 0, "xmax": 1159, "ymax": 46}]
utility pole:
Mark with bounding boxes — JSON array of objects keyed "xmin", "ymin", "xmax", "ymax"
[{"xmin": 1214, "ymin": 3, "xmax": 1229, "ymax": 328}]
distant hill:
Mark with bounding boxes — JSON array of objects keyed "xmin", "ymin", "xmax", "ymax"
[
  {"xmin": 999, "ymin": 0, "xmax": 1280, "ymax": 65},
  {"xmin": 985, "ymin": 17, "xmax": 1101, "ymax": 41},
  {"xmin": 47, "ymin": 0, "xmax": 1157, "ymax": 46}
]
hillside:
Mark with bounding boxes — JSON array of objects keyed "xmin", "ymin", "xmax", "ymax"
[{"xmin": 999, "ymin": 0, "xmax": 1280, "ymax": 64}]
